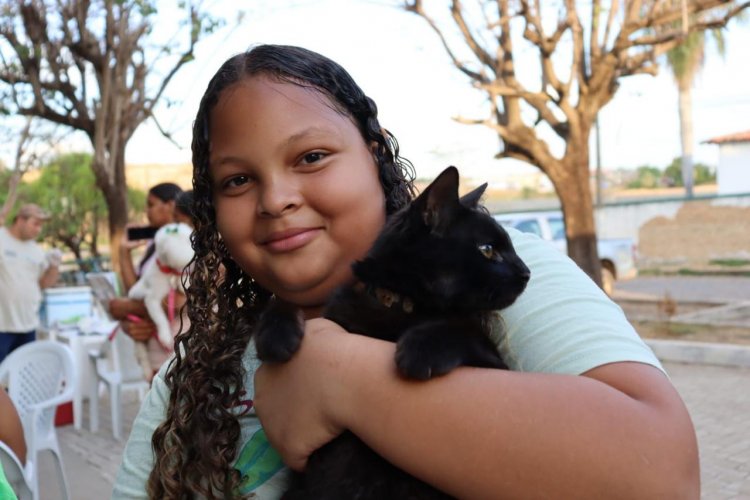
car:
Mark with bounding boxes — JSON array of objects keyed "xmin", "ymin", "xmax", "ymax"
[{"xmin": 494, "ymin": 210, "xmax": 637, "ymax": 295}]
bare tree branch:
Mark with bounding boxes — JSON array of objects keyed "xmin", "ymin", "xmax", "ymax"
[{"xmin": 405, "ymin": 0, "xmax": 748, "ymax": 282}]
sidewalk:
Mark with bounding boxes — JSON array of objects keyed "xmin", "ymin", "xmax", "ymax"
[{"xmin": 38, "ymin": 360, "xmax": 750, "ymax": 499}]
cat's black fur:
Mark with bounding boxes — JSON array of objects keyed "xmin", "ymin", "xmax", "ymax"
[{"xmin": 254, "ymin": 166, "xmax": 531, "ymax": 499}]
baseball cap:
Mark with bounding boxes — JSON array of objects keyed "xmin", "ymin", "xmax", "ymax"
[{"xmin": 17, "ymin": 203, "xmax": 51, "ymax": 220}]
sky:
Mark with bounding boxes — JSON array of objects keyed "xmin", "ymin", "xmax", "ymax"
[{"xmin": 8, "ymin": 0, "xmax": 750, "ymax": 182}]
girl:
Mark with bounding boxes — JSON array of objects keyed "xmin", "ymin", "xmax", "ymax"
[
  {"xmin": 114, "ymin": 45, "xmax": 699, "ymax": 499},
  {"xmin": 109, "ymin": 182, "xmax": 185, "ymax": 375}
]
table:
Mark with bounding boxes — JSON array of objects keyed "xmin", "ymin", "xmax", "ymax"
[{"xmin": 48, "ymin": 328, "xmax": 108, "ymax": 430}]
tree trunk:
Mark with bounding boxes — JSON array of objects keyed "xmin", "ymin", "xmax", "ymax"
[
  {"xmin": 552, "ymin": 142, "xmax": 603, "ymax": 287},
  {"xmin": 678, "ymin": 79, "xmax": 694, "ymax": 198},
  {"xmin": 94, "ymin": 147, "xmax": 129, "ymax": 275}
]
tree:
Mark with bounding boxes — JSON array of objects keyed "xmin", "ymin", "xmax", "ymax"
[
  {"xmin": 664, "ymin": 10, "xmax": 728, "ymax": 198},
  {"xmin": 405, "ymin": 0, "xmax": 748, "ymax": 284},
  {"xmin": 23, "ymin": 152, "xmax": 145, "ymax": 265},
  {"xmin": 627, "ymin": 165, "xmax": 663, "ymax": 188},
  {"xmin": 663, "ymin": 155, "xmax": 716, "ymax": 186},
  {"xmin": 0, "ymin": 0, "xmax": 219, "ymax": 271},
  {"xmin": 0, "ymin": 116, "xmax": 57, "ymax": 224}
]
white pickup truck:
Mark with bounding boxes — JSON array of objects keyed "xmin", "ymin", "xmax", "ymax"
[{"xmin": 493, "ymin": 210, "xmax": 637, "ymax": 295}]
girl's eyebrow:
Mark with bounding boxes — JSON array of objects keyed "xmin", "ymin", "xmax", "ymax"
[{"xmin": 284, "ymin": 126, "xmax": 337, "ymax": 148}]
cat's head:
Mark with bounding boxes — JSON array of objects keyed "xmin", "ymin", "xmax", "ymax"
[{"xmin": 354, "ymin": 166, "xmax": 530, "ymax": 312}]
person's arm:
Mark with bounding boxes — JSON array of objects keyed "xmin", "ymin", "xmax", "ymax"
[
  {"xmin": 119, "ymin": 243, "xmax": 140, "ymax": 292},
  {"xmin": 254, "ymin": 229, "xmax": 699, "ymax": 499},
  {"xmin": 38, "ymin": 263, "xmax": 60, "ymax": 289},
  {"xmin": 254, "ymin": 322, "xmax": 699, "ymax": 499},
  {"xmin": 0, "ymin": 390, "xmax": 26, "ymax": 465}
]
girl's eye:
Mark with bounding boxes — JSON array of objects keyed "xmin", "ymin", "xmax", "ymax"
[
  {"xmin": 478, "ymin": 244, "xmax": 494, "ymax": 259},
  {"xmin": 223, "ymin": 175, "xmax": 250, "ymax": 189},
  {"xmin": 301, "ymin": 151, "xmax": 325, "ymax": 164}
]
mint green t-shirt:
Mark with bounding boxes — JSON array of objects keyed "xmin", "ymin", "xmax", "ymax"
[
  {"xmin": 112, "ymin": 228, "xmax": 662, "ymax": 498},
  {"xmin": 0, "ymin": 461, "xmax": 19, "ymax": 500}
]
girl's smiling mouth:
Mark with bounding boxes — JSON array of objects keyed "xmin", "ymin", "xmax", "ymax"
[{"xmin": 262, "ymin": 227, "xmax": 323, "ymax": 253}]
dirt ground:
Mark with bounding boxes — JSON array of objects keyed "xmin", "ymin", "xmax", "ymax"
[
  {"xmin": 617, "ymin": 300, "xmax": 750, "ymax": 346},
  {"xmin": 638, "ymin": 202, "xmax": 750, "ymax": 270}
]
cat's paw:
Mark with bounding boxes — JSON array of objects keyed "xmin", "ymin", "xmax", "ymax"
[
  {"xmin": 395, "ymin": 330, "xmax": 463, "ymax": 380},
  {"xmin": 254, "ymin": 302, "xmax": 304, "ymax": 363}
]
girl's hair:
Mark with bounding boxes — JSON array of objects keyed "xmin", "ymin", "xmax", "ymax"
[
  {"xmin": 174, "ymin": 190, "xmax": 194, "ymax": 220},
  {"xmin": 148, "ymin": 182, "xmax": 183, "ymax": 203},
  {"xmin": 148, "ymin": 44, "xmax": 416, "ymax": 498},
  {"xmin": 139, "ymin": 183, "xmax": 183, "ymax": 274}
]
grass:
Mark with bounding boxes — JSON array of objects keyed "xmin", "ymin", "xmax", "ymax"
[
  {"xmin": 632, "ymin": 320, "xmax": 750, "ymax": 346},
  {"xmin": 638, "ymin": 268, "xmax": 750, "ymax": 277},
  {"xmin": 709, "ymin": 258, "xmax": 750, "ymax": 267}
]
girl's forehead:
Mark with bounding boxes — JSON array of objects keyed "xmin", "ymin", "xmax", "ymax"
[{"xmin": 212, "ymin": 76, "xmax": 344, "ymax": 124}]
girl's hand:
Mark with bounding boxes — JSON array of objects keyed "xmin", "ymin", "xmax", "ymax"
[
  {"xmin": 253, "ymin": 318, "xmax": 357, "ymax": 471},
  {"xmin": 120, "ymin": 317, "xmax": 156, "ymax": 342}
]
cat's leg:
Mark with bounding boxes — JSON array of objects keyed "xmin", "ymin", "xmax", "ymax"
[
  {"xmin": 254, "ymin": 298, "xmax": 305, "ymax": 363},
  {"xmin": 396, "ymin": 320, "xmax": 506, "ymax": 380}
]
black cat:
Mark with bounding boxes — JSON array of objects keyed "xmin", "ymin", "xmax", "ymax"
[{"xmin": 254, "ymin": 166, "xmax": 531, "ymax": 499}]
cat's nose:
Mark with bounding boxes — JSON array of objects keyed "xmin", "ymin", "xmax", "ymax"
[{"xmin": 518, "ymin": 263, "xmax": 531, "ymax": 282}]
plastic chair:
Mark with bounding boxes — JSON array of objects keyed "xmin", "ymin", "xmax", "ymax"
[
  {"xmin": 0, "ymin": 341, "xmax": 75, "ymax": 500},
  {"xmin": 88, "ymin": 327, "xmax": 149, "ymax": 440},
  {"xmin": 0, "ymin": 441, "xmax": 32, "ymax": 500}
]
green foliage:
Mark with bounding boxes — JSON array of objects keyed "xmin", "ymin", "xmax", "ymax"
[
  {"xmin": 666, "ymin": 31, "xmax": 706, "ymax": 83},
  {"xmin": 23, "ymin": 153, "xmax": 104, "ymax": 257},
  {"xmin": 21, "ymin": 153, "xmax": 147, "ymax": 259},
  {"xmin": 627, "ymin": 165, "xmax": 662, "ymax": 189},
  {"xmin": 663, "ymin": 157, "xmax": 716, "ymax": 187},
  {"xmin": 708, "ymin": 258, "xmax": 750, "ymax": 267}
]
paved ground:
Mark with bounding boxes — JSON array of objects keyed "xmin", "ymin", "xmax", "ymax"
[
  {"xmin": 36, "ymin": 359, "xmax": 750, "ymax": 499},
  {"xmin": 614, "ymin": 275, "xmax": 750, "ymax": 305}
]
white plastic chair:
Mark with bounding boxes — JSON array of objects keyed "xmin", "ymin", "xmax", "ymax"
[
  {"xmin": 88, "ymin": 327, "xmax": 149, "ymax": 440},
  {"xmin": 0, "ymin": 341, "xmax": 75, "ymax": 500},
  {"xmin": 0, "ymin": 441, "xmax": 32, "ymax": 500}
]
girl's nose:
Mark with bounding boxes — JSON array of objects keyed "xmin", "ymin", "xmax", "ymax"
[{"xmin": 256, "ymin": 177, "xmax": 302, "ymax": 217}]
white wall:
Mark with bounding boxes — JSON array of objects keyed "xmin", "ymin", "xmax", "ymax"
[
  {"xmin": 717, "ymin": 143, "xmax": 750, "ymax": 195},
  {"xmin": 594, "ymin": 194, "xmax": 750, "ymax": 243}
]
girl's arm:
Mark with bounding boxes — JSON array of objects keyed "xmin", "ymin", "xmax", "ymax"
[
  {"xmin": 254, "ymin": 322, "xmax": 699, "ymax": 499},
  {"xmin": 0, "ymin": 389, "xmax": 26, "ymax": 465},
  {"xmin": 119, "ymin": 238, "xmax": 146, "ymax": 292}
]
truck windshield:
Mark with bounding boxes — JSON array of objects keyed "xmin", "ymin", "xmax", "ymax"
[{"xmin": 549, "ymin": 217, "xmax": 565, "ymax": 240}]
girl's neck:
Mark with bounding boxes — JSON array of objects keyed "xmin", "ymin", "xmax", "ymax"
[{"xmin": 301, "ymin": 304, "xmax": 325, "ymax": 320}]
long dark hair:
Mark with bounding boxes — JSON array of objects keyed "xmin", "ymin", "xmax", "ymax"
[
  {"xmin": 138, "ymin": 183, "xmax": 183, "ymax": 275},
  {"xmin": 148, "ymin": 44, "xmax": 416, "ymax": 498}
]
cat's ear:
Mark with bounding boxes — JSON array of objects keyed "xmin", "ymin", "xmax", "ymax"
[
  {"xmin": 459, "ymin": 183, "xmax": 487, "ymax": 208},
  {"xmin": 415, "ymin": 166, "xmax": 459, "ymax": 232}
]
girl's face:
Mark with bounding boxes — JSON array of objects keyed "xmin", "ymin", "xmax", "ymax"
[
  {"xmin": 209, "ymin": 76, "xmax": 386, "ymax": 311},
  {"xmin": 146, "ymin": 194, "xmax": 175, "ymax": 228}
]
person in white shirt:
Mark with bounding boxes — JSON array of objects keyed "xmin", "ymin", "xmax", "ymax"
[{"xmin": 0, "ymin": 203, "xmax": 61, "ymax": 362}]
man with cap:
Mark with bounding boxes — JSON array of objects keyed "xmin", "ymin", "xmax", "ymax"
[{"xmin": 0, "ymin": 203, "xmax": 61, "ymax": 362}]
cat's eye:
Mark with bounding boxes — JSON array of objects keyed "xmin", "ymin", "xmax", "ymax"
[
  {"xmin": 478, "ymin": 244, "xmax": 494, "ymax": 259},
  {"xmin": 478, "ymin": 244, "xmax": 504, "ymax": 262}
]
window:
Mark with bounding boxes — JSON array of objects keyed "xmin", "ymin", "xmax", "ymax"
[
  {"xmin": 513, "ymin": 219, "xmax": 542, "ymax": 237},
  {"xmin": 549, "ymin": 217, "xmax": 565, "ymax": 240}
]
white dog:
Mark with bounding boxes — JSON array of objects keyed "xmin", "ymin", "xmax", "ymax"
[{"xmin": 128, "ymin": 222, "xmax": 194, "ymax": 379}]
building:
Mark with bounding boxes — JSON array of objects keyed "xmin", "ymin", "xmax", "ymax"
[{"xmin": 704, "ymin": 130, "xmax": 750, "ymax": 195}]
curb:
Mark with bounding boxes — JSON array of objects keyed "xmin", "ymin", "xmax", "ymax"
[{"xmin": 645, "ymin": 339, "xmax": 750, "ymax": 369}]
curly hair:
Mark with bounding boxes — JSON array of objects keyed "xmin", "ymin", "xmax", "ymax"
[{"xmin": 147, "ymin": 45, "xmax": 416, "ymax": 498}]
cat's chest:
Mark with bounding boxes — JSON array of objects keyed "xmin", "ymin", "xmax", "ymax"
[{"xmin": 324, "ymin": 287, "xmax": 425, "ymax": 342}]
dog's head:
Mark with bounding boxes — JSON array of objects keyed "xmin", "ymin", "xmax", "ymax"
[{"xmin": 154, "ymin": 222, "xmax": 194, "ymax": 271}]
